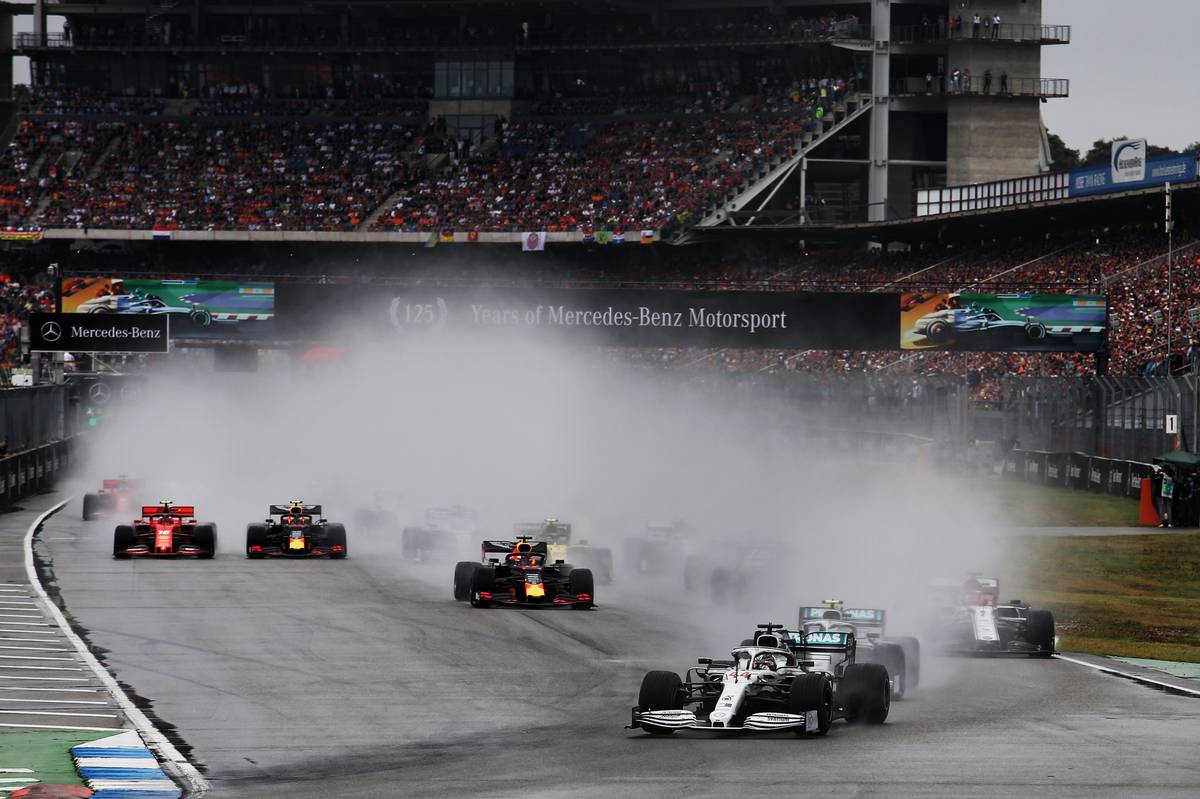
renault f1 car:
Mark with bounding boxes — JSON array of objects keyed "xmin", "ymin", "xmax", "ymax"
[
  {"xmin": 629, "ymin": 623, "xmax": 889, "ymax": 736},
  {"xmin": 246, "ymin": 502, "xmax": 348, "ymax": 559},
  {"xmin": 400, "ymin": 505, "xmax": 478, "ymax": 562},
  {"xmin": 453, "ymin": 537, "xmax": 594, "ymax": 609},
  {"xmin": 798, "ymin": 600, "xmax": 921, "ymax": 699},
  {"xmin": 516, "ymin": 518, "xmax": 613, "ymax": 584},
  {"xmin": 113, "ymin": 501, "xmax": 216, "ymax": 558},
  {"xmin": 923, "ymin": 576, "xmax": 1055, "ymax": 656},
  {"xmin": 83, "ymin": 477, "xmax": 142, "ymax": 520}
]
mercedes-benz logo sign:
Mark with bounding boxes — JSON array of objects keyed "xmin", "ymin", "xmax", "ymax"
[
  {"xmin": 88, "ymin": 383, "xmax": 111, "ymax": 404},
  {"xmin": 40, "ymin": 321, "xmax": 62, "ymax": 342}
]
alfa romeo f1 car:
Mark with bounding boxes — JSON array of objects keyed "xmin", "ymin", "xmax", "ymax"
[
  {"xmin": 246, "ymin": 502, "xmax": 348, "ymax": 559},
  {"xmin": 83, "ymin": 476, "xmax": 142, "ymax": 520},
  {"xmin": 798, "ymin": 600, "xmax": 921, "ymax": 699},
  {"xmin": 629, "ymin": 623, "xmax": 889, "ymax": 736},
  {"xmin": 400, "ymin": 505, "xmax": 478, "ymax": 562},
  {"xmin": 113, "ymin": 501, "xmax": 216, "ymax": 558},
  {"xmin": 453, "ymin": 537, "xmax": 594, "ymax": 609},
  {"xmin": 516, "ymin": 518, "xmax": 613, "ymax": 584},
  {"xmin": 923, "ymin": 576, "xmax": 1056, "ymax": 656}
]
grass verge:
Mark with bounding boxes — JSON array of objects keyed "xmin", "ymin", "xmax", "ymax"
[
  {"xmin": 979, "ymin": 478, "xmax": 1141, "ymax": 527},
  {"xmin": 1009, "ymin": 533, "xmax": 1200, "ymax": 662}
]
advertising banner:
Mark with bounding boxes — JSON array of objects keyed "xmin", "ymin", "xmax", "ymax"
[
  {"xmin": 29, "ymin": 312, "xmax": 168, "ymax": 353},
  {"xmin": 1068, "ymin": 153, "xmax": 1197, "ymax": 198},
  {"xmin": 61, "ymin": 277, "xmax": 274, "ymax": 340},
  {"xmin": 278, "ymin": 285, "xmax": 1109, "ymax": 353},
  {"xmin": 900, "ymin": 292, "xmax": 1107, "ymax": 353}
]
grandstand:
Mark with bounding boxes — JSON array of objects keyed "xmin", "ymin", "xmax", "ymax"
[{"xmin": 0, "ymin": 0, "xmax": 1197, "ymax": 384}]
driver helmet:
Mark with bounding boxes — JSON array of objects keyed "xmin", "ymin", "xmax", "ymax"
[{"xmin": 751, "ymin": 652, "xmax": 778, "ymax": 671}]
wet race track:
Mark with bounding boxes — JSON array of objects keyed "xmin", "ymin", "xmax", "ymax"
[{"xmin": 30, "ymin": 507, "xmax": 1200, "ymax": 799}]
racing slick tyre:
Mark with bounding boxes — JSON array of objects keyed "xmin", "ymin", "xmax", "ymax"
[
  {"xmin": 324, "ymin": 523, "xmax": 348, "ymax": 559},
  {"xmin": 82, "ymin": 493, "xmax": 101, "ymax": 521},
  {"xmin": 469, "ymin": 566, "xmax": 495, "ymax": 608},
  {"xmin": 189, "ymin": 308, "xmax": 213, "ymax": 327},
  {"xmin": 926, "ymin": 320, "xmax": 950, "ymax": 341},
  {"xmin": 874, "ymin": 643, "xmax": 907, "ymax": 700},
  {"xmin": 568, "ymin": 568, "xmax": 595, "ymax": 609},
  {"xmin": 788, "ymin": 672, "xmax": 833, "ymax": 736},
  {"xmin": 1025, "ymin": 323, "xmax": 1047, "ymax": 340},
  {"xmin": 193, "ymin": 524, "xmax": 217, "ymax": 559},
  {"xmin": 841, "ymin": 663, "xmax": 891, "ymax": 725},
  {"xmin": 245, "ymin": 524, "xmax": 268, "ymax": 558},
  {"xmin": 453, "ymin": 561, "xmax": 476, "ymax": 601},
  {"xmin": 112, "ymin": 525, "xmax": 135, "ymax": 559},
  {"xmin": 1024, "ymin": 609, "xmax": 1056, "ymax": 656},
  {"xmin": 895, "ymin": 636, "xmax": 921, "ymax": 690},
  {"xmin": 637, "ymin": 670, "xmax": 683, "ymax": 736}
]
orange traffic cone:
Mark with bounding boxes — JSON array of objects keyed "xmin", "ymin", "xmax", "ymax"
[{"xmin": 1139, "ymin": 475, "xmax": 1161, "ymax": 526}]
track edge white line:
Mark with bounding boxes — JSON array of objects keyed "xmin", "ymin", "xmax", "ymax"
[
  {"xmin": 23, "ymin": 497, "xmax": 211, "ymax": 796},
  {"xmin": 1054, "ymin": 653, "xmax": 1200, "ymax": 697}
]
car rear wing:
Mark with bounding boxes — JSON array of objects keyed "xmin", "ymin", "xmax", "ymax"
[
  {"xmin": 269, "ymin": 504, "xmax": 322, "ymax": 516},
  {"xmin": 103, "ymin": 478, "xmax": 142, "ymax": 490},
  {"xmin": 787, "ymin": 630, "xmax": 856, "ymax": 652},
  {"xmin": 482, "ymin": 540, "xmax": 550, "ymax": 556},
  {"xmin": 141, "ymin": 505, "xmax": 194, "ymax": 518}
]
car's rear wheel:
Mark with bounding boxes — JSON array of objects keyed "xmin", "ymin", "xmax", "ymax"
[
  {"xmin": 82, "ymin": 493, "xmax": 100, "ymax": 521},
  {"xmin": 787, "ymin": 672, "xmax": 833, "ymax": 736},
  {"xmin": 874, "ymin": 643, "xmax": 907, "ymax": 700},
  {"xmin": 841, "ymin": 663, "xmax": 890, "ymax": 724},
  {"xmin": 469, "ymin": 566, "xmax": 495, "ymax": 608},
  {"xmin": 324, "ymin": 523, "xmax": 348, "ymax": 559},
  {"xmin": 245, "ymin": 524, "xmax": 268, "ymax": 558},
  {"xmin": 568, "ymin": 567, "xmax": 594, "ymax": 609},
  {"xmin": 193, "ymin": 524, "xmax": 217, "ymax": 558},
  {"xmin": 1025, "ymin": 609, "xmax": 1056, "ymax": 655},
  {"xmin": 112, "ymin": 525, "xmax": 135, "ymax": 559},
  {"xmin": 927, "ymin": 320, "xmax": 949, "ymax": 340},
  {"xmin": 638, "ymin": 670, "xmax": 683, "ymax": 736},
  {"xmin": 894, "ymin": 636, "xmax": 921, "ymax": 690},
  {"xmin": 453, "ymin": 561, "xmax": 476, "ymax": 601}
]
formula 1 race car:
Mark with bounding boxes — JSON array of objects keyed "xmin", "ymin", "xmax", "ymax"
[
  {"xmin": 246, "ymin": 502, "xmax": 348, "ymax": 559},
  {"xmin": 624, "ymin": 520, "xmax": 687, "ymax": 575},
  {"xmin": 517, "ymin": 518, "xmax": 613, "ymax": 584},
  {"xmin": 629, "ymin": 623, "xmax": 889, "ymax": 736},
  {"xmin": 798, "ymin": 600, "xmax": 921, "ymax": 699},
  {"xmin": 453, "ymin": 537, "xmax": 594, "ymax": 609},
  {"xmin": 83, "ymin": 477, "xmax": 142, "ymax": 520},
  {"xmin": 684, "ymin": 544, "xmax": 783, "ymax": 601},
  {"xmin": 923, "ymin": 576, "xmax": 1056, "ymax": 656},
  {"xmin": 400, "ymin": 505, "xmax": 478, "ymax": 562},
  {"xmin": 113, "ymin": 501, "xmax": 216, "ymax": 559}
]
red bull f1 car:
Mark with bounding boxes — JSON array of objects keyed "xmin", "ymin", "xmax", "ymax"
[
  {"xmin": 246, "ymin": 502, "xmax": 348, "ymax": 559},
  {"xmin": 453, "ymin": 537, "xmax": 594, "ymax": 609},
  {"xmin": 83, "ymin": 477, "xmax": 142, "ymax": 520},
  {"xmin": 113, "ymin": 501, "xmax": 216, "ymax": 558}
]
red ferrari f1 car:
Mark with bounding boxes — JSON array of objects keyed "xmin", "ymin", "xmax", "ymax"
[
  {"xmin": 83, "ymin": 477, "xmax": 142, "ymax": 520},
  {"xmin": 113, "ymin": 501, "xmax": 217, "ymax": 559}
]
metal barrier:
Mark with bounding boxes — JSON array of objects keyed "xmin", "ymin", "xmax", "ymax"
[
  {"xmin": 891, "ymin": 23, "xmax": 1070, "ymax": 44},
  {"xmin": 0, "ymin": 439, "xmax": 73, "ymax": 511},
  {"xmin": 0, "ymin": 386, "xmax": 68, "ymax": 453}
]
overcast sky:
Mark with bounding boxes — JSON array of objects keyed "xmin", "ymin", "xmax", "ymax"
[
  {"xmin": 11, "ymin": 3, "xmax": 1198, "ymax": 154},
  {"xmin": 1042, "ymin": 0, "xmax": 1200, "ymax": 153}
]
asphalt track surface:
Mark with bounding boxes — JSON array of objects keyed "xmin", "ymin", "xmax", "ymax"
[{"xmin": 31, "ymin": 507, "xmax": 1200, "ymax": 798}]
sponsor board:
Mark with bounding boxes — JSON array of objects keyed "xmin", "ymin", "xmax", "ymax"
[
  {"xmin": 1069, "ymin": 153, "xmax": 1197, "ymax": 198},
  {"xmin": 30, "ymin": 312, "xmax": 169, "ymax": 353},
  {"xmin": 1111, "ymin": 139, "xmax": 1147, "ymax": 184}
]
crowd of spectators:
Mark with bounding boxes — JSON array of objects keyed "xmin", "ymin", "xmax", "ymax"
[{"xmin": 0, "ymin": 274, "xmax": 54, "ymax": 372}]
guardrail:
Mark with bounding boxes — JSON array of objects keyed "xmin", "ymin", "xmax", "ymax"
[
  {"xmin": 0, "ymin": 439, "xmax": 73, "ymax": 511},
  {"xmin": 891, "ymin": 23, "xmax": 1070, "ymax": 44},
  {"xmin": 893, "ymin": 76, "xmax": 1069, "ymax": 98}
]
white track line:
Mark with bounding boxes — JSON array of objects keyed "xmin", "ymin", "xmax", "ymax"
[
  {"xmin": 0, "ymin": 654, "xmax": 76, "ymax": 662},
  {"xmin": 0, "ymin": 665, "xmax": 83, "ymax": 672},
  {"xmin": 24, "ymin": 500, "xmax": 210, "ymax": 796},
  {"xmin": 1055, "ymin": 654, "xmax": 1200, "ymax": 697},
  {"xmin": 0, "ymin": 722, "xmax": 121, "ymax": 731},
  {"xmin": 0, "ymin": 697, "xmax": 109, "ymax": 705},
  {"xmin": 0, "ymin": 615, "xmax": 48, "ymax": 621},
  {"xmin": 0, "ymin": 629, "xmax": 60, "ymax": 635},
  {"xmin": 0, "ymin": 645, "xmax": 72, "ymax": 652},
  {"xmin": 0, "ymin": 675, "xmax": 94, "ymax": 682},
  {"xmin": 0, "ymin": 622, "xmax": 55, "ymax": 627},
  {"xmin": 0, "ymin": 687, "xmax": 102, "ymax": 693},
  {"xmin": 0, "ymin": 709, "xmax": 117, "ymax": 718},
  {"xmin": 0, "ymin": 639, "xmax": 68, "ymax": 645}
]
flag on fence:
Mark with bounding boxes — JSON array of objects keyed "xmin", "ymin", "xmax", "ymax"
[
  {"xmin": 467, "ymin": 230, "xmax": 480, "ymax": 243},
  {"xmin": 440, "ymin": 230, "xmax": 455, "ymax": 243},
  {"xmin": 522, "ymin": 231, "xmax": 547, "ymax": 251},
  {"xmin": 595, "ymin": 230, "xmax": 611, "ymax": 245},
  {"xmin": 424, "ymin": 232, "xmax": 438, "ymax": 248},
  {"xmin": 151, "ymin": 228, "xmax": 172, "ymax": 242},
  {"xmin": 581, "ymin": 228, "xmax": 595, "ymax": 244},
  {"xmin": 612, "ymin": 231, "xmax": 625, "ymax": 245},
  {"xmin": 640, "ymin": 229, "xmax": 655, "ymax": 244}
]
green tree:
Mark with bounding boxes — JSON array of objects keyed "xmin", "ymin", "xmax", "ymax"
[
  {"xmin": 1047, "ymin": 131, "xmax": 1080, "ymax": 171},
  {"xmin": 1080, "ymin": 137, "xmax": 1178, "ymax": 167}
]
